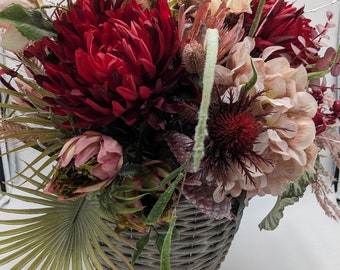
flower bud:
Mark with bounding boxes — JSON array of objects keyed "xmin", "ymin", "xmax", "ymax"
[
  {"xmin": 182, "ymin": 41, "xmax": 206, "ymax": 74},
  {"xmin": 45, "ymin": 131, "xmax": 123, "ymax": 199}
]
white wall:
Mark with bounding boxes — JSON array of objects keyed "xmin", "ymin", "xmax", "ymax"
[{"xmin": 0, "ymin": 48, "xmax": 20, "ymax": 206}]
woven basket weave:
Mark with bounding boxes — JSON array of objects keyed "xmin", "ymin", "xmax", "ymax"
[{"xmin": 103, "ymin": 197, "xmax": 245, "ymax": 270}]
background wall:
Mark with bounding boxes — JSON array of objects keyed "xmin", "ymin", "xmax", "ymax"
[{"xmin": 0, "ymin": 48, "xmax": 19, "ymax": 207}]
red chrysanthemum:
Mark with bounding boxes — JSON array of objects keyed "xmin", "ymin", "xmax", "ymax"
[
  {"xmin": 25, "ymin": 0, "xmax": 183, "ymax": 130},
  {"xmin": 244, "ymin": 0, "xmax": 319, "ymax": 66}
]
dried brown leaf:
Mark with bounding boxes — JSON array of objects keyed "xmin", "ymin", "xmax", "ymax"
[
  {"xmin": 316, "ymin": 130, "xmax": 340, "ymax": 168},
  {"xmin": 312, "ymin": 174, "xmax": 340, "ymax": 222}
]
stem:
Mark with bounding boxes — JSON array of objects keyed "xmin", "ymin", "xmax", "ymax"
[
  {"xmin": 248, "ymin": 0, "xmax": 266, "ymax": 38},
  {"xmin": 305, "ymin": 0, "xmax": 340, "ymax": 13},
  {"xmin": 192, "ymin": 28, "xmax": 219, "ymax": 172},
  {"xmin": 72, "ymin": 196, "xmax": 87, "ymax": 224}
]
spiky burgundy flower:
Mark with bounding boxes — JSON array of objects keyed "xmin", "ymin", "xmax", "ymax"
[
  {"xmin": 166, "ymin": 90, "xmax": 269, "ymax": 219},
  {"xmin": 203, "ymin": 90, "xmax": 266, "ymax": 181},
  {"xmin": 244, "ymin": 0, "xmax": 318, "ymax": 66},
  {"xmin": 209, "ymin": 110, "xmax": 260, "ymax": 155},
  {"xmin": 25, "ymin": 0, "xmax": 182, "ymax": 130},
  {"xmin": 167, "ymin": 38, "xmax": 318, "ymax": 219}
]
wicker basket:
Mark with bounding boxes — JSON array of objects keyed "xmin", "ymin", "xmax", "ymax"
[{"xmin": 103, "ymin": 197, "xmax": 245, "ymax": 270}]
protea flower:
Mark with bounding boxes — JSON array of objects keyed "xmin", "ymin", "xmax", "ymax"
[
  {"xmin": 244, "ymin": 0, "xmax": 318, "ymax": 66},
  {"xmin": 167, "ymin": 38, "xmax": 318, "ymax": 219},
  {"xmin": 25, "ymin": 0, "xmax": 183, "ymax": 130},
  {"xmin": 45, "ymin": 131, "xmax": 123, "ymax": 199},
  {"xmin": 178, "ymin": 0, "xmax": 245, "ymax": 74}
]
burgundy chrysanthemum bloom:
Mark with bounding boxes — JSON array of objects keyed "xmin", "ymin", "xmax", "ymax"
[
  {"xmin": 244, "ymin": 0, "xmax": 318, "ymax": 66},
  {"xmin": 25, "ymin": 0, "xmax": 182, "ymax": 130}
]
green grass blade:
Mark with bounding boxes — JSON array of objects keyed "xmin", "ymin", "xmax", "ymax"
[{"xmin": 160, "ymin": 214, "xmax": 177, "ymax": 270}]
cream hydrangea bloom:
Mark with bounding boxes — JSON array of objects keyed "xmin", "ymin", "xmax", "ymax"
[
  {"xmin": 222, "ymin": 38, "xmax": 318, "ymax": 198},
  {"xmin": 225, "ymin": 0, "xmax": 252, "ymax": 14},
  {"xmin": 176, "ymin": 37, "xmax": 318, "ymax": 218},
  {"xmin": 250, "ymin": 57, "xmax": 318, "ymax": 197}
]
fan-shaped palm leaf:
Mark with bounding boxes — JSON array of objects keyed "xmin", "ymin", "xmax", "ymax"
[{"xmin": 0, "ymin": 181, "xmax": 134, "ymax": 270}]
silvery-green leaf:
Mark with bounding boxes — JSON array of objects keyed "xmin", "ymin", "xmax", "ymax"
[{"xmin": 259, "ymin": 169, "xmax": 318, "ymax": 231}]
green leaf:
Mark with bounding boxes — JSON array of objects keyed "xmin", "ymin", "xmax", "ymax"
[
  {"xmin": 144, "ymin": 172, "xmax": 184, "ymax": 225},
  {"xmin": 307, "ymin": 70, "xmax": 332, "ymax": 80},
  {"xmin": 242, "ymin": 59, "xmax": 258, "ymax": 93},
  {"xmin": 160, "ymin": 214, "xmax": 177, "ymax": 270},
  {"xmin": 1, "ymin": 99, "xmax": 47, "ymax": 112},
  {"xmin": 132, "ymin": 230, "xmax": 150, "ymax": 265},
  {"xmin": 0, "ymin": 63, "xmax": 56, "ymax": 99},
  {"xmin": 0, "ymin": 4, "xmax": 56, "ymax": 40},
  {"xmin": 258, "ymin": 169, "xmax": 318, "ymax": 230},
  {"xmin": 155, "ymin": 233, "xmax": 166, "ymax": 254},
  {"xmin": 112, "ymin": 193, "xmax": 147, "ymax": 204}
]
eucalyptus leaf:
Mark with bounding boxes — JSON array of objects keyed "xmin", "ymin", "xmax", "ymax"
[{"xmin": 0, "ymin": 4, "xmax": 56, "ymax": 40}]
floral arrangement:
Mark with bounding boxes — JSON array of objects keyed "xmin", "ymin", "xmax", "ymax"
[{"xmin": 0, "ymin": 0, "xmax": 340, "ymax": 269}]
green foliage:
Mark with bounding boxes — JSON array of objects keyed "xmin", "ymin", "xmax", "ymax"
[
  {"xmin": 160, "ymin": 215, "xmax": 177, "ymax": 270},
  {"xmin": 248, "ymin": 0, "xmax": 265, "ymax": 38},
  {"xmin": 132, "ymin": 231, "xmax": 150, "ymax": 265},
  {"xmin": 144, "ymin": 169, "xmax": 184, "ymax": 225},
  {"xmin": 258, "ymin": 168, "xmax": 318, "ymax": 230},
  {"xmin": 0, "ymin": 4, "xmax": 56, "ymax": 40},
  {"xmin": 243, "ymin": 59, "xmax": 258, "ymax": 93}
]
